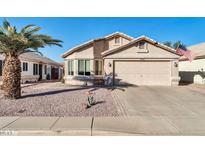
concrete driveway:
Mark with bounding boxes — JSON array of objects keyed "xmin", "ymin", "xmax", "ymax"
[{"xmin": 111, "ymin": 85, "xmax": 205, "ymax": 135}]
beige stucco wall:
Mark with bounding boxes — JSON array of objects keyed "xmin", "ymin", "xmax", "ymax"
[
  {"xmin": 179, "ymin": 58, "xmax": 205, "ymax": 84},
  {"xmin": 21, "ymin": 60, "xmax": 33, "ymax": 76},
  {"xmin": 65, "ymin": 36, "xmax": 131, "ymax": 60},
  {"xmin": 105, "ymin": 42, "xmax": 179, "ymax": 59},
  {"xmin": 65, "ymin": 45, "xmax": 94, "ymax": 60},
  {"xmin": 171, "ymin": 60, "xmax": 180, "ymax": 85},
  {"xmin": 64, "ymin": 60, "xmax": 68, "ymax": 78},
  {"xmin": 107, "ymin": 37, "xmax": 130, "ymax": 50}
]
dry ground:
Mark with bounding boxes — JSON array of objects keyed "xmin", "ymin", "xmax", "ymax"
[{"xmin": 0, "ymin": 82, "xmax": 119, "ymax": 117}]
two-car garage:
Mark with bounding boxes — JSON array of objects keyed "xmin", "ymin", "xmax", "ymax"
[
  {"xmin": 102, "ymin": 37, "xmax": 180, "ymax": 86},
  {"xmin": 113, "ymin": 60, "xmax": 171, "ymax": 86}
]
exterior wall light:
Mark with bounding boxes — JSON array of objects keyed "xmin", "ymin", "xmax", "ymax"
[
  {"xmin": 109, "ymin": 62, "xmax": 112, "ymax": 67},
  {"xmin": 174, "ymin": 62, "xmax": 178, "ymax": 67}
]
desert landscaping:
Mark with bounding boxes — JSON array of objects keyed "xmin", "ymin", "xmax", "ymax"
[{"xmin": 0, "ymin": 82, "xmax": 119, "ymax": 117}]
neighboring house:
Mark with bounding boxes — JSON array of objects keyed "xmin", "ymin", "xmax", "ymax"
[
  {"xmin": 179, "ymin": 42, "xmax": 205, "ymax": 84},
  {"xmin": 0, "ymin": 52, "xmax": 63, "ymax": 84},
  {"xmin": 62, "ymin": 32, "xmax": 180, "ymax": 86}
]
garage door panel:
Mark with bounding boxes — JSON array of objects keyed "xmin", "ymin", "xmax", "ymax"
[{"xmin": 114, "ymin": 61, "xmax": 171, "ymax": 86}]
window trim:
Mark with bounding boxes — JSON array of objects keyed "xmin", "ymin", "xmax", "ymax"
[
  {"xmin": 95, "ymin": 60, "xmax": 103, "ymax": 76},
  {"xmin": 33, "ymin": 63, "xmax": 39, "ymax": 75},
  {"xmin": 78, "ymin": 59, "xmax": 91, "ymax": 76},
  {"xmin": 22, "ymin": 62, "xmax": 28, "ymax": 72}
]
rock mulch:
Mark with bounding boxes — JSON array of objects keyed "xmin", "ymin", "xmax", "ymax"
[{"xmin": 0, "ymin": 82, "xmax": 119, "ymax": 117}]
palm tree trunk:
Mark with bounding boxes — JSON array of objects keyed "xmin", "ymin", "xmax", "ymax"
[{"xmin": 2, "ymin": 55, "xmax": 21, "ymax": 99}]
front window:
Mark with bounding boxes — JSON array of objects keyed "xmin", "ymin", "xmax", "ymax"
[
  {"xmin": 33, "ymin": 63, "xmax": 38, "ymax": 75},
  {"xmin": 0, "ymin": 60, "xmax": 2, "ymax": 76},
  {"xmin": 95, "ymin": 60, "xmax": 103, "ymax": 75},
  {"xmin": 23, "ymin": 62, "xmax": 28, "ymax": 71},
  {"xmin": 78, "ymin": 60, "xmax": 90, "ymax": 76},
  {"xmin": 68, "ymin": 60, "xmax": 74, "ymax": 75}
]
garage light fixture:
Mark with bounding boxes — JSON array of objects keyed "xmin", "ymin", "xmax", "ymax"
[
  {"xmin": 109, "ymin": 62, "xmax": 112, "ymax": 67},
  {"xmin": 174, "ymin": 62, "xmax": 178, "ymax": 67}
]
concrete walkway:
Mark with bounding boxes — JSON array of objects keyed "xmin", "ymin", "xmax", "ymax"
[{"xmin": 1, "ymin": 116, "xmax": 205, "ymax": 136}]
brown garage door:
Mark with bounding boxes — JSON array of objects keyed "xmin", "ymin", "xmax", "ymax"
[{"xmin": 114, "ymin": 61, "xmax": 171, "ymax": 86}]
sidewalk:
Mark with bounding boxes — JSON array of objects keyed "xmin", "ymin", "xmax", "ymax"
[{"xmin": 0, "ymin": 116, "xmax": 203, "ymax": 136}]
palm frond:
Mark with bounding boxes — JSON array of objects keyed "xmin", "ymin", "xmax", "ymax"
[
  {"xmin": 0, "ymin": 26, "xmax": 4, "ymax": 34},
  {"xmin": 45, "ymin": 41, "xmax": 63, "ymax": 47},
  {"xmin": 31, "ymin": 34, "xmax": 63, "ymax": 47},
  {"xmin": 22, "ymin": 26, "xmax": 41, "ymax": 37},
  {"xmin": 18, "ymin": 49, "xmax": 43, "ymax": 56},
  {"xmin": 0, "ymin": 20, "xmax": 63, "ymax": 56},
  {"xmin": 3, "ymin": 20, "xmax": 11, "ymax": 31},
  {"xmin": 20, "ymin": 24, "xmax": 35, "ymax": 33}
]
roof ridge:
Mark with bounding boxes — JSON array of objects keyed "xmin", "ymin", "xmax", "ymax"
[
  {"xmin": 101, "ymin": 35, "xmax": 178, "ymax": 56},
  {"xmin": 61, "ymin": 32, "xmax": 134, "ymax": 58},
  {"xmin": 135, "ymin": 35, "xmax": 176, "ymax": 51},
  {"xmin": 188, "ymin": 42, "xmax": 205, "ymax": 48},
  {"xmin": 104, "ymin": 31, "xmax": 134, "ymax": 39}
]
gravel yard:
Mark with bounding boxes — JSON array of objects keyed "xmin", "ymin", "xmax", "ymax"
[{"xmin": 0, "ymin": 82, "xmax": 119, "ymax": 117}]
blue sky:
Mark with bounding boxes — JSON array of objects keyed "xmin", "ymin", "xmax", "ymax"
[{"xmin": 0, "ymin": 17, "xmax": 205, "ymax": 62}]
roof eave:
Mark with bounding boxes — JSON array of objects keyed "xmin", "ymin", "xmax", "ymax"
[
  {"xmin": 61, "ymin": 40, "xmax": 94, "ymax": 58},
  {"xmin": 101, "ymin": 36, "xmax": 179, "ymax": 57},
  {"xmin": 61, "ymin": 32, "xmax": 134, "ymax": 58}
]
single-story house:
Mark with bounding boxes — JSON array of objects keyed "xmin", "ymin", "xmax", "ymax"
[
  {"xmin": 179, "ymin": 42, "xmax": 205, "ymax": 84},
  {"xmin": 62, "ymin": 32, "xmax": 180, "ymax": 86},
  {"xmin": 0, "ymin": 52, "xmax": 63, "ymax": 84}
]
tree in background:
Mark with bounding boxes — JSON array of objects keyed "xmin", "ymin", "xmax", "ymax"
[{"xmin": 163, "ymin": 41, "xmax": 187, "ymax": 50}]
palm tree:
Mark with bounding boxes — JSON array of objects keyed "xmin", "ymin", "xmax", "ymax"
[
  {"xmin": 0, "ymin": 20, "xmax": 62, "ymax": 99},
  {"xmin": 163, "ymin": 41, "xmax": 172, "ymax": 48},
  {"xmin": 163, "ymin": 41, "xmax": 186, "ymax": 50}
]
